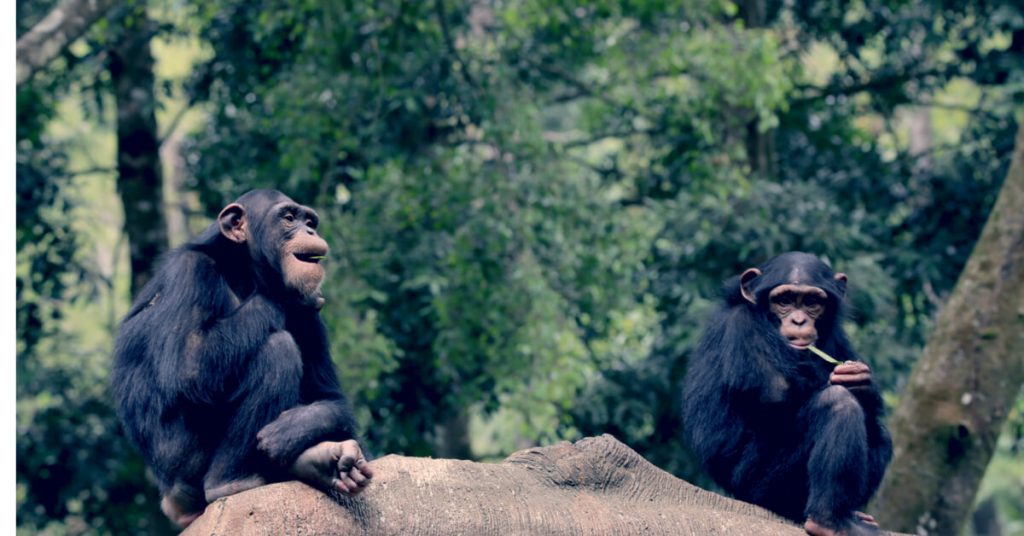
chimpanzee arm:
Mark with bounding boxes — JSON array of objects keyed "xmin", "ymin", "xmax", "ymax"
[
  {"xmin": 682, "ymin": 305, "xmax": 776, "ymax": 486},
  {"xmin": 834, "ymin": 359, "xmax": 892, "ymax": 491},
  {"xmin": 830, "ymin": 365, "xmax": 894, "ymax": 496},
  {"xmin": 129, "ymin": 251, "xmax": 286, "ymax": 399},
  {"xmin": 825, "ymin": 344, "xmax": 893, "ymax": 493},
  {"xmin": 180, "ymin": 291, "xmax": 286, "ymax": 394},
  {"xmin": 255, "ymin": 313, "xmax": 360, "ymax": 467},
  {"xmin": 256, "ymin": 398, "xmax": 359, "ymax": 467},
  {"xmin": 865, "ymin": 408, "xmax": 893, "ymax": 493}
]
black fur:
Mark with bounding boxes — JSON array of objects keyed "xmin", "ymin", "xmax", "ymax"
[
  {"xmin": 111, "ymin": 189, "xmax": 358, "ymax": 509},
  {"xmin": 682, "ymin": 252, "xmax": 891, "ymax": 529}
]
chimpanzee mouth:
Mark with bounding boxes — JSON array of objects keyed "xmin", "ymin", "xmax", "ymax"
[
  {"xmin": 787, "ymin": 338, "xmax": 814, "ymax": 350},
  {"xmin": 294, "ymin": 253, "xmax": 326, "ymax": 264}
]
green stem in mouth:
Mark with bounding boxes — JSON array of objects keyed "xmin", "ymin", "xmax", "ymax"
[{"xmin": 807, "ymin": 345, "xmax": 842, "ymax": 366}]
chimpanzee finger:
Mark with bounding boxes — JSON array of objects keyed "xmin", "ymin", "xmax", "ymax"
[
  {"xmin": 355, "ymin": 458, "xmax": 374, "ymax": 478},
  {"xmin": 830, "ymin": 372, "xmax": 871, "ymax": 385},
  {"xmin": 834, "ymin": 361, "xmax": 870, "ymax": 375},
  {"xmin": 339, "ymin": 439, "xmax": 361, "ymax": 455},
  {"xmin": 832, "ymin": 363, "xmax": 870, "ymax": 378},
  {"xmin": 347, "ymin": 468, "xmax": 369, "ymax": 485},
  {"xmin": 830, "ymin": 369, "xmax": 871, "ymax": 381},
  {"xmin": 337, "ymin": 455, "xmax": 356, "ymax": 474},
  {"xmin": 854, "ymin": 512, "xmax": 878, "ymax": 526},
  {"xmin": 339, "ymin": 475, "xmax": 359, "ymax": 492},
  {"xmin": 333, "ymin": 478, "xmax": 351, "ymax": 495}
]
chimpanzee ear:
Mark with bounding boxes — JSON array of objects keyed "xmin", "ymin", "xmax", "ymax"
[
  {"xmin": 218, "ymin": 203, "xmax": 248, "ymax": 244},
  {"xmin": 833, "ymin": 272, "xmax": 848, "ymax": 296},
  {"xmin": 740, "ymin": 268, "xmax": 761, "ymax": 305}
]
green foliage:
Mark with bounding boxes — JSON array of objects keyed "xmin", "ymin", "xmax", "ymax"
[
  {"xmin": 968, "ymin": 393, "xmax": 1024, "ymax": 536},
  {"xmin": 16, "ymin": 0, "xmax": 1024, "ymax": 532},
  {"xmin": 17, "ymin": 334, "xmax": 172, "ymax": 535},
  {"xmin": 16, "ymin": 3, "xmax": 176, "ymax": 533}
]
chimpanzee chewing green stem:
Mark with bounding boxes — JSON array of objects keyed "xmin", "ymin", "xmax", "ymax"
[{"xmin": 808, "ymin": 344, "xmax": 842, "ymax": 366}]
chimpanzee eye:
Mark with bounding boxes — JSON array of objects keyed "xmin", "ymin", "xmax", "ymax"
[
  {"xmin": 805, "ymin": 295, "xmax": 824, "ymax": 307},
  {"xmin": 283, "ymin": 213, "xmax": 296, "ymax": 223},
  {"xmin": 773, "ymin": 292, "xmax": 795, "ymax": 307}
]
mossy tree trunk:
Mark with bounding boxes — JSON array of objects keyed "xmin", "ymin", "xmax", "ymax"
[
  {"xmin": 872, "ymin": 126, "xmax": 1024, "ymax": 534},
  {"xmin": 109, "ymin": 1, "xmax": 168, "ymax": 297}
]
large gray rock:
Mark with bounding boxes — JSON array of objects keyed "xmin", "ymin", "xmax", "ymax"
[{"xmin": 184, "ymin": 435, "xmax": 890, "ymax": 535}]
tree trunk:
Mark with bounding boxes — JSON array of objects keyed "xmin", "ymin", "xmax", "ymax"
[
  {"xmin": 434, "ymin": 407, "xmax": 473, "ymax": 460},
  {"xmin": 16, "ymin": 0, "xmax": 119, "ymax": 85},
  {"xmin": 183, "ymin": 435, "xmax": 909, "ymax": 535},
  {"xmin": 109, "ymin": 2, "xmax": 168, "ymax": 297},
  {"xmin": 738, "ymin": 0, "xmax": 776, "ymax": 180},
  {"xmin": 872, "ymin": 126, "xmax": 1024, "ymax": 533},
  {"xmin": 160, "ymin": 117, "xmax": 195, "ymax": 247},
  {"xmin": 907, "ymin": 107, "xmax": 932, "ymax": 172}
]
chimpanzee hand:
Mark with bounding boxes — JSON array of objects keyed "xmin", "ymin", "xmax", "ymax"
[
  {"xmin": 256, "ymin": 401, "xmax": 356, "ymax": 464},
  {"xmin": 290, "ymin": 439, "xmax": 374, "ymax": 496},
  {"xmin": 829, "ymin": 361, "xmax": 872, "ymax": 390}
]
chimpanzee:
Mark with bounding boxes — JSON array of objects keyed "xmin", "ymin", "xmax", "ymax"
[
  {"xmin": 681, "ymin": 252, "xmax": 892, "ymax": 536},
  {"xmin": 111, "ymin": 189, "xmax": 373, "ymax": 528}
]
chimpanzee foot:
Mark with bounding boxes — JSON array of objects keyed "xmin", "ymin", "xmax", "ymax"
[
  {"xmin": 854, "ymin": 511, "xmax": 879, "ymax": 527},
  {"xmin": 291, "ymin": 439, "xmax": 374, "ymax": 496},
  {"xmin": 161, "ymin": 482, "xmax": 207, "ymax": 528},
  {"xmin": 161, "ymin": 496, "xmax": 202, "ymax": 529},
  {"xmin": 204, "ymin": 474, "xmax": 268, "ymax": 503},
  {"xmin": 805, "ymin": 515, "xmax": 881, "ymax": 536}
]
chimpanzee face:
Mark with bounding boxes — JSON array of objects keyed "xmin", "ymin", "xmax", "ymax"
[
  {"xmin": 738, "ymin": 252, "xmax": 847, "ymax": 352},
  {"xmin": 767, "ymin": 284, "xmax": 827, "ymax": 350},
  {"xmin": 275, "ymin": 202, "xmax": 329, "ymax": 309},
  {"xmin": 218, "ymin": 191, "xmax": 330, "ymax": 309}
]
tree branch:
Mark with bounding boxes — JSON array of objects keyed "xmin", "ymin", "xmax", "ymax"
[
  {"xmin": 434, "ymin": 0, "xmax": 476, "ymax": 88},
  {"xmin": 561, "ymin": 125, "xmax": 661, "ymax": 149},
  {"xmin": 791, "ymin": 65, "xmax": 957, "ymax": 106},
  {"xmin": 16, "ymin": 0, "xmax": 120, "ymax": 86},
  {"xmin": 532, "ymin": 60, "xmax": 642, "ymax": 118},
  {"xmin": 68, "ymin": 166, "xmax": 117, "ymax": 176},
  {"xmin": 158, "ymin": 104, "xmax": 193, "ymax": 147}
]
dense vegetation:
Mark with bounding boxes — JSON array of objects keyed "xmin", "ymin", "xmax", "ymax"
[{"xmin": 16, "ymin": 0, "xmax": 1024, "ymax": 534}]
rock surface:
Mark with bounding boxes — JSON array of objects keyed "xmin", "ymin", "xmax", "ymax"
[{"xmin": 184, "ymin": 435, "xmax": 896, "ymax": 535}]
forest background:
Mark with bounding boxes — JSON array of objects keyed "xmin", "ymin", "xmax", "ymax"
[{"xmin": 15, "ymin": 0, "xmax": 1024, "ymax": 534}]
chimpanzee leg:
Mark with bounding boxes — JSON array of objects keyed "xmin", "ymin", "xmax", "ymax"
[
  {"xmin": 153, "ymin": 414, "xmax": 213, "ymax": 526},
  {"xmin": 203, "ymin": 331, "xmax": 303, "ymax": 502},
  {"xmin": 864, "ymin": 431, "xmax": 890, "ymax": 497},
  {"xmin": 803, "ymin": 385, "xmax": 872, "ymax": 529}
]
